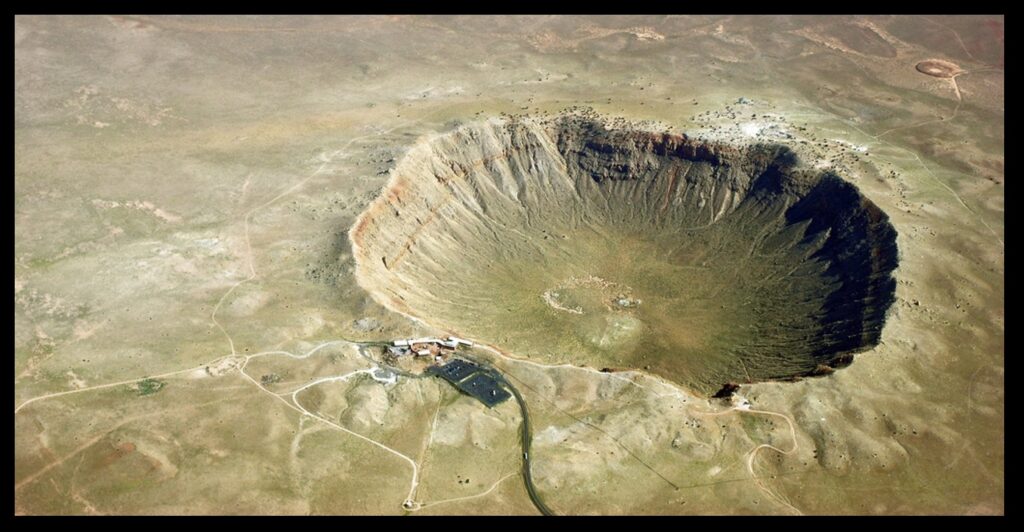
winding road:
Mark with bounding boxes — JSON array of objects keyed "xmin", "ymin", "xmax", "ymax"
[
  {"xmin": 353, "ymin": 344, "xmax": 555, "ymax": 515},
  {"xmin": 486, "ymin": 369, "xmax": 556, "ymax": 516}
]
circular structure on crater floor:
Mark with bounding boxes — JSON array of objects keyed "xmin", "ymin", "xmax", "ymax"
[
  {"xmin": 351, "ymin": 116, "xmax": 898, "ymax": 395},
  {"xmin": 915, "ymin": 59, "xmax": 961, "ymax": 78}
]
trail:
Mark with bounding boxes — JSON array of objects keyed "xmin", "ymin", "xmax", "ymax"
[
  {"xmin": 359, "ymin": 306, "xmax": 659, "ymax": 392},
  {"xmin": 685, "ymin": 399, "xmax": 804, "ymax": 514},
  {"xmin": 17, "ymin": 109, "xmax": 445, "ymax": 510},
  {"xmin": 790, "ymin": 101, "xmax": 1003, "ymax": 247},
  {"xmin": 286, "ymin": 369, "xmax": 375, "ymax": 399},
  {"xmin": 15, "ymin": 337, "xmax": 422, "ymax": 506},
  {"xmin": 16, "ymin": 428, "xmax": 120, "ymax": 491},
  {"xmin": 347, "ymin": 298, "xmax": 811, "ymax": 511},
  {"xmin": 205, "ymin": 107, "xmax": 442, "ymax": 393},
  {"xmin": 17, "ymin": 112, "xmax": 419, "ymax": 413},
  {"xmin": 499, "ymin": 366, "xmax": 680, "ymax": 492},
  {"xmin": 238, "ymin": 355, "xmax": 422, "ymax": 507},
  {"xmin": 462, "ymin": 340, "xmax": 648, "ymax": 392},
  {"xmin": 211, "ymin": 108, "xmax": 444, "ymax": 356},
  {"xmin": 405, "ymin": 383, "xmax": 447, "ymax": 509},
  {"xmin": 873, "ymin": 71, "xmax": 964, "ymax": 140},
  {"xmin": 559, "ymin": 361, "xmax": 804, "ymax": 515},
  {"xmin": 747, "ymin": 26, "xmax": 1001, "ymax": 246},
  {"xmin": 208, "ymin": 157, "xmax": 329, "ymax": 356},
  {"xmin": 920, "ymin": 16, "xmax": 978, "ymax": 62},
  {"xmin": 16, "ymin": 394, "xmax": 237, "ymax": 491},
  {"xmin": 197, "ymin": 110, "xmax": 445, "ymax": 508},
  {"xmin": 15, "ymin": 354, "xmax": 235, "ymax": 415},
  {"xmin": 235, "ymin": 339, "xmax": 430, "ymax": 508},
  {"xmin": 966, "ymin": 362, "xmax": 1003, "ymax": 414},
  {"xmin": 246, "ymin": 340, "xmax": 349, "ymax": 364},
  {"xmin": 485, "ymin": 348, "xmax": 806, "ymax": 514},
  {"xmin": 409, "ymin": 472, "xmax": 517, "ymax": 512},
  {"xmin": 738, "ymin": 406, "xmax": 803, "ymax": 515},
  {"xmin": 867, "ymin": 123, "xmax": 1002, "ymax": 247}
]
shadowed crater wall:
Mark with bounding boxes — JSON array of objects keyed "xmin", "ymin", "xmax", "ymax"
[{"xmin": 351, "ymin": 116, "xmax": 898, "ymax": 395}]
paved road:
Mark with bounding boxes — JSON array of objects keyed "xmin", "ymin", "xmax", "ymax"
[{"xmin": 487, "ymin": 369, "xmax": 556, "ymax": 516}]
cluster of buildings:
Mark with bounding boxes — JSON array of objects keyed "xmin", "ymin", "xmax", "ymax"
[
  {"xmin": 388, "ymin": 336, "xmax": 474, "ymax": 363},
  {"xmin": 385, "ymin": 335, "xmax": 511, "ymax": 408}
]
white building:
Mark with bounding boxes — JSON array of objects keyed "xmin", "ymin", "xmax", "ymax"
[{"xmin": 448, "ymin": 336, "xmax": 474, "ymax": 347}]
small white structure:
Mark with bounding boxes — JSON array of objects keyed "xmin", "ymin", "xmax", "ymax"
[
  {"xmin": 388, "ymin": 346, "xmax": 410, "ymax": 357},
  {"xmin": 416, "ymin": 349, "xmax": 431, "ymax": 356},
  {"xmin": 393, "ymin": 340, "xmax": 411, "ymax": 347},
  {"xmin": 410, "ymin": 337, "xmax": 444, "ymax": 345},
  {"xmin": 448, "ymin": 336, "xmax": 474, "ymax": 347}
]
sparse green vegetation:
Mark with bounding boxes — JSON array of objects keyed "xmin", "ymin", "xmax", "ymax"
[{"xmin": 133, "ymin": 378, "xmax": 166, "ymax": 396}]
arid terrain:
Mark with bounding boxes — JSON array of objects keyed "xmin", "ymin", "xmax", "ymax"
[{"xmin": 15, "ymin": 15, "xmax": 1003, "ymax": 515}]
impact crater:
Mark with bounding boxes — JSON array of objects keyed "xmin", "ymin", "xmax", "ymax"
[{"xmin": 351, "ymin": 116, "xmax": 898, "ymax": 395}]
